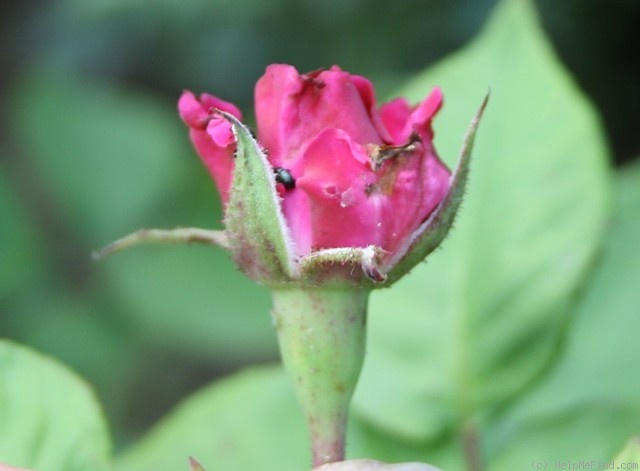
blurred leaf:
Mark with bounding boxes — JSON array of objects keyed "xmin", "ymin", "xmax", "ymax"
[
  {"xmin": 0, "ymin": 166, "xmax": 43, "ymax": 300},
  {"xmin": 348, "ymin": 420, "xmax": 464, "ymax": 471},
  {"xmin": 489, "ymin": 403, "xmax": 640, "ymax": 470},
  {"xmin": 5, "ymin": 291, "xmax": 136, "ymax": 424},
  {"xmin": 116, "ymin": 365, "xmax": 309, "ymax": 471},
  {"xmin": 612, "ymin": 436, "xmax": 640, "ymax": 467},
  {"xmin": 0, "ymin": 340, "xmax": 111, "ymax": 471},
  {"xmin": 355, "ymin": 0, "xmax": 610, "ymax": 440},
  {"xmin": 102, "ymin": 245, "xmax": 276, "ymax": 361},
  {"xmin": 483, "ymin": 160, "xmax": 640, "ymax": 467},
  {"xmin": 117, "ymin": 364, "xmax": 462, "ymax": 471},
  {"xmin": 498, "ymin": 160, "xmax": 640, "ymax": 419},
  {"xmin": 10, "ymin": 70, "xmax": 190, "ymax": 242}
]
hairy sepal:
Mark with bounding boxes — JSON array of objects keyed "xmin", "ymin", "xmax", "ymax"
[
  {"xmin": 299, "ymin": 245, "xmax": 386, "ymax": 287},
  {"xmin": 218, "ymin": 111, "xmax": 298, "ymax": 283},
  {"xmin": 385, "ymin": 93, "xmax": 489, "ymax": 283}
]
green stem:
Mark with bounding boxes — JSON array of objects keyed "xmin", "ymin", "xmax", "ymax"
[{"xmin": 271, "ymin": 287, "xmax": 369, "ymax": 467}]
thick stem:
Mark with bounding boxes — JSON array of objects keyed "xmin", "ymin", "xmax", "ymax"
[{"xmin": 271, "ymin": 287, "xmax": 369, "ymax": 467}]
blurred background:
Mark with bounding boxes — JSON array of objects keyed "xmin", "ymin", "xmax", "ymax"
[{"xmin": 0, "ymin": 0, "xmax": 638, "ymax": 451}]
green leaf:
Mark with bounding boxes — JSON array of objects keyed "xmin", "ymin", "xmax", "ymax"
[
  {"xmin": 10, "ymin": 70, "xmax": 190, "ymax": 242},
  {"xmin": 498, "ymin": 160, "xmax": 640, "ymax": 420},
  {"xmin": 4, "ymin": 292, "xmax": 137, "ymax": 426},
  {"xmin": 117, "ymin": 364, "xmax": 457, "ymax": 471},
  {"xmin": 0, "ymin": 340, "xmax": 111, "ymax": 471},
  {"xmin": 348, "ymin": 419, "xmax": 464, "ymax": 471},
  {"xmin": 482, "ymin": 160, "xmax": 640, "ymax": 468},
  {"xmin": 612, "ymin": 436, "xmax": 640, "ymax": 467},
  {"xmin": 488, "ymin": 403, "xmax": 640, "ymax": 471},
  {"xmin": 355, "ymin": 0, "xmax": 610, "ymax": 440},
  {"xmin": 116, "ymin": 365, "xmax": 310, "ymax": 471},
  {"xmin": 221, "ymin": 112, "xmax": 297, "ymax": 283}
]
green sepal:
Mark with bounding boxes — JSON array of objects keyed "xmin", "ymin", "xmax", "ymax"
[
  {"xmin": 217, "ymin": 111, "xmax": 297, "ymax": 283},
  {"xmin": 299, "ymin": 246, "xmax": 387, "ymax": 287},
  {"xmin": 384, "ymin": 93, "xmax": 489, "ymax": 284}
]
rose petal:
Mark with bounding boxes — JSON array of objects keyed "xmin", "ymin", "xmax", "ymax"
[
  {"xmin": 255, "ymin": 65, "xmax": 384, "ymax": 170},
  {"xmin": 295, "ymin": 128, "xmax": 384, "ymax": 252},
  {"xmin": 178, "ymin": 91, "xmax": 243, "ymax": 204},
  {"xmin": 379, "ymin": 97, "xmax": 412, "ymax": 144},
  {"xmin": 401, "ymin": 87, "xmax": 443, "ymax": 142}
]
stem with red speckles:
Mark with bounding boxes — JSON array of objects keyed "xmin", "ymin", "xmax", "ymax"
[{"xmin": 271, "ymin": 287, "xmax": 369, "ymax": 467}]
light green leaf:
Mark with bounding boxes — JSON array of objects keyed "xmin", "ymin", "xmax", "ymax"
[
  {"xmin": 117, "ymin": 364, "xmax": 459, "ymax": 471},
  {"xmin": 0, "ymin": 340, "xmax": 111, "ymax": 471},
  {"xmin": 10, "ymin": 70, "xmax": 190, "ymax": 242},
  {"xmin": 489, "ymin": 403, "xmax": 640, "ymax": 471},
  {"xmin": 355, "ymin": 0, "xmax": 610, "ymax": 440},
  {"xmin": 116, "ymin": 365, "xmax": 309, "ymax": 471},
  {"xmin": 348, "ymin": 419, "xmax": 464, "ymax": 471},
  {"xmin": 482, "ymin": 160, "xmax": 640, "ymax": 468},
  {"xmin": 498, "ymin": 160, "xmax": 640, "ymax": 420},
  {"xmin": 612, "ymin": 436, "xmax": 640, "ymax": 468}
]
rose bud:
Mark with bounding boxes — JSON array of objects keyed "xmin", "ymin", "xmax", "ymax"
[
  {"xmin": 177, "ymin": 65, "xmax": 483, "ymax": 287},
  {"xmin": 95, "ymin": 64, "xmax": 486, "ymax": 468}
]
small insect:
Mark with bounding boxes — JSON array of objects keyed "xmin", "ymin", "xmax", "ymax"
[
  {"xmin": 274, "ymin": 167, "xmax": 296, "ymax": 190},
  {"xmin": 368, "ymin": 132, "xmax": 422, "ymax": 171}
]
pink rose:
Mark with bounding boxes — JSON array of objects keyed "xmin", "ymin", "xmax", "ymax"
[{"xmin": 179, "ymin": 65, "xmax": 450, "ymax": 273}]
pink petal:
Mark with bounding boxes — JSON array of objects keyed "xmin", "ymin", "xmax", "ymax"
[
  {"xmin": 294, "ymin": 127, "xmax": 451, "ymax": 257},
  {"xmin": 206, "ymin": 117, "xmax": 236, "ymax": 147},
  {"xmin": 255, "ymin": 65, "xmax": 384, "ymax": 171},
  {"xmin": 379, "ymin": 97, "xmax": 412, "ymax": 144},
  {"xmin": 178, "ymin": 90, "xmax": 209, "ymax": 129},
  {"xmin": 189, "ymin": 128, "xmax": 234, "ymax": 203},
  {"xmin": 351, "ymin": 73, "xmax": 394, "ymax": 143},
  {"xmin": 401, "ymin": 87, "xmax": 443, "ymax": 142},
  {"xmin": 254, "ymin": 64, "xmax": 305, "ymax": 166},
  {"xmin": 178, "ymin": 90, "xmax": 242, "ymax": 205},
  {"xmin": 295, "ymin": 128, "xmax": 384, "ymax": 251}
]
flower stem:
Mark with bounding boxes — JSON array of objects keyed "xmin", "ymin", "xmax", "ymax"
[
  {"xmin": 92, "ymin": 227, "xmax": 228, "ymax": 260},
  {"xmin": 271, "ymin": 287, "xmax": 369, "ymax": 467}
]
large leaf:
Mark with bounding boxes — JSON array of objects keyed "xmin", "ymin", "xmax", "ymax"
[
  {"xmin": 116, "ymin": 365, "xmax": 310, "ymax": 471},
  {"xmin": 498, "ymin": 160, "xmax": 640, "ymax": 419},
  {"xmin": 355, "ymin": 0, "xmax": 610, "ymax": 440},
  {"xmin": 0, "ymin": 340, "xmax": 111, "ymax": 471},
  {"xmin": 484, "ymin": 160, "xmax": 640, "ymax": 468},
  {"xmin": 117, "ymin": 364, "xmax": 454, "ymax": 471},
  {"xmin": 488, "ymin": 403, "xmax": 640, "ymax": 471}
]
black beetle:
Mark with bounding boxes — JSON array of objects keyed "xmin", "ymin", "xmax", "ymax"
[{"xmin": 274, "ymin": 167, "xmax": 296, "ymax": 190}]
